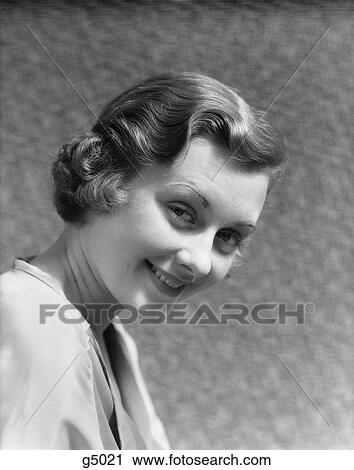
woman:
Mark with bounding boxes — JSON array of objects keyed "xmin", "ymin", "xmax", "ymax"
[{"xmin": 0, "ymin": 73, "xmax": 285, "ymax": 449}]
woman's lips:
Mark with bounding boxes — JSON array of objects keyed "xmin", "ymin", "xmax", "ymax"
[{"xmin": 145, "ymin": 260, "xmax": 188, "ymax": 297}]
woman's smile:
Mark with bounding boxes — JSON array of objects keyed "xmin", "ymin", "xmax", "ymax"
[{"xmin": 145, "ymin": 259, "xmax": 188, "ymax": 297}]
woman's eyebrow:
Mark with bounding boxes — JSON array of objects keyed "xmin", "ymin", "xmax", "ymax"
[
  {"xmin": 167, "ymin": 182, "xmax": 209, "ymax": 208},
  {"xmin": 168, "ymin": 182, "xmax": 257, "ymax": 231}
]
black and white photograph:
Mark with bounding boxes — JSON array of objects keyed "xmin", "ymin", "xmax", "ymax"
[{"xmin": 0, "ymin": 0, "xmax": 353, "ymax": 466}]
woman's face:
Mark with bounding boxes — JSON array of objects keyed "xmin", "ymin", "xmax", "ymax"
[{"xmin": 82, "ymin": 138, "xmax": 269, "ymax": 307}]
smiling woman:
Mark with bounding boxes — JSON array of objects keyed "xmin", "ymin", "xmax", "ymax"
[{"xmin": 0, "ymin": 73, "xmax": 285, "ymax": 449}]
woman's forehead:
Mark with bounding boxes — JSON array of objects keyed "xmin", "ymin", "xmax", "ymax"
[{"xmin": 141, "ymin": 138, "xmax": 231, "ymax": 181}]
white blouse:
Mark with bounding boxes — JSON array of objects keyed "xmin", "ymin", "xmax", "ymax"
[{"xmin": 0, "ymin": 258, "xmax": 170, "ymax": 449}]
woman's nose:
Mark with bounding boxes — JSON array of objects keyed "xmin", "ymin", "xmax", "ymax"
[{"xmin": 175, "ymin": 237, "xmax": 213, "ymax": 280}]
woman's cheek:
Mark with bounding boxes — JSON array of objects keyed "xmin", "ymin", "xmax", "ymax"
[
  {"xmin": 211, "ymin": 256, "xmax": 233, "ymax": 283},
  {"xmin": 134, "ymin": 208, "xmax": 179, "ymax": 250}
]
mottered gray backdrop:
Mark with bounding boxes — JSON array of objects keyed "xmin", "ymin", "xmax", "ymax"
[{"xmin": 1, "ymin": 0, "xmax": 353, "ymax": 449}]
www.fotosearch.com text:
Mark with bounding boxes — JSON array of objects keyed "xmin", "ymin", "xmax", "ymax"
[{"xmin": 39, "ymin": 302, "xmax": 315, "ymax": 326}]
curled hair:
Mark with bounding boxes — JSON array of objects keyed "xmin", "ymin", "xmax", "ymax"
[
  {"xmin": 52, "ymin": 72, "xmax": 285, "ymax": 223},
  {"xmin": 52, "ymin": 132, "xmax": 129, "ymax": 222}
]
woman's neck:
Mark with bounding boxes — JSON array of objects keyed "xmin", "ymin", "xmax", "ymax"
[{"xmin": 30, "ymin": 223, "xmax": 116, "ymax": 340}]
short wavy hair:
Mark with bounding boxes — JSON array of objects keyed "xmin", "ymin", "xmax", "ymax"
[{"xmin": 52, "ymin": 72, "xmax": 285, "ymax": 223}]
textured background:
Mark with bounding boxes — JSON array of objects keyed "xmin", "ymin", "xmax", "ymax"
[{"xmin": 1, "ymin": 0, "xmax": 353, "ymax": 449}]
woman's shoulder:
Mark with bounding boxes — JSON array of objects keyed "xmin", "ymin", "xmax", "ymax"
[
  {"xmin": 0, "ymin": 261, "xmax": 97, "ymax": 446},
  {"xmin": 0, "ymin": 260, "xmax": 98, "ymax": 442},
  {"xmin": 0, "ymin": 259, "xmax": 91, "ymax": 366},
  {"xmin": 1, "ymin": 257, "xmax": 67, "ymax": 304}
]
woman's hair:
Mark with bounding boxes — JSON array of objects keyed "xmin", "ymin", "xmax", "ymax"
[{"xmin": 52, "ymin": 72, "xmax": 285, "ymax": 223}]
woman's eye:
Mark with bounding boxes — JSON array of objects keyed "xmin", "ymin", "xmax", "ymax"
[
  {"xmin": 216, "ymin": 231, "xmax": 241, "ymax": 253},
  {"xmin": 168, "ymin": 203, "xmax": 196, "ymax": 224}
]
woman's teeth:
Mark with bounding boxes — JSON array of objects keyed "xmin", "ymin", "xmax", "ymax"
[{"xmin": 150, "ymin": 264, "xmax": 184, "ymax": 289}]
